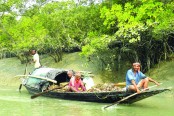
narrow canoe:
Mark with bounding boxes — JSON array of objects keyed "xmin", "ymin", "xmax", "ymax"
[{"xmin": 21, "ymin": 67, "xmax": 170, "ymax": 103}]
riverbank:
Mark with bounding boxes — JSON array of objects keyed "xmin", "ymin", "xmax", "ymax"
[
  {"xmin": 0, "ymin": 52, "xmax": 124, "ymax": 86},
  {"xmin": 0, "ymin": 52, "xmax": 174, "ymax": 86}
]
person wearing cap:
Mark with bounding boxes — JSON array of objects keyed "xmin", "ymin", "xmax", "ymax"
[{"xmin": 126, "ymin": 62, "xmax": 159, "ymax": 93}]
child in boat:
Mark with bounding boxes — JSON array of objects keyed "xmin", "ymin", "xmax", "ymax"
[{"xmin": 68, "ymin": 72, "xmax": 86, "ymax": 92}]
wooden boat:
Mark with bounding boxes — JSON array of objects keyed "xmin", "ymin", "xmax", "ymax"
[{"xmin": 21, "ymin": 67, "xmax": 170, "ymax": 103}]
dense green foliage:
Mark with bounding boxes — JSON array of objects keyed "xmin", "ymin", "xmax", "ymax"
[{"xmin": 0, "ymin": 0, "xmax": 174, "ymax": 72}]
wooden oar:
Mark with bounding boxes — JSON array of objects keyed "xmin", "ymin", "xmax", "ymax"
[
  {"xmin": 103, "ymin": 83, "xmax": 162, "ymax": 109},
  {"xmin": 31, "ymin": 83, "xmax": 68, "ymax": 99},
  {"xmin": 19, "ymin": 62, "xmax": 28, "ymax": 92}
]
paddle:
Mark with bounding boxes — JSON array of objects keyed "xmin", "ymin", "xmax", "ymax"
[
  {"xmin": 31, "ymin": 83, "xmax": 68, "ymax": 99},
  {"xmin": 103, "ymin": 83, "xmax": 162, "ymax": 109},
  {"xmin": 19, "ymin": 62, "xmax": 28, "ymax": 92}
]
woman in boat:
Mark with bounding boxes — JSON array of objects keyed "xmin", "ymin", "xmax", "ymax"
[
  {"xmin": 126, "ymin": 62, "xmax": 160, "ymax": 93},
  {"xmin": 68, "ymin": 72, "xmax": 86, "ymax": 92}
]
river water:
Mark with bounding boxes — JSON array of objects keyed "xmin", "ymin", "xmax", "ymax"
[{"xmin": 0, "ymin": 80, "xmax": 174, "ymax": 116}]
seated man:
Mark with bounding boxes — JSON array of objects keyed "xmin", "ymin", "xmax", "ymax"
[
  {"xmin": 126, "ymin": 62, "xmax": 160, "ymax": 93},
  {"xmin": 69, "ymin": 72, "xmax": 86, "ymax": 92},
  {"xmin": 67, "ymin": 70, "xmax": 75, "ymax": 81}
]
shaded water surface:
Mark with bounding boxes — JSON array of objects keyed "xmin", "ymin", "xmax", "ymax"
[{"xmin": 0, "ymin": 81, "xmax": 174, "ymax": 116}]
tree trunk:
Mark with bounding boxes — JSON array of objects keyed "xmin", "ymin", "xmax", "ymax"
[{"xmin": 164, "ymin": 41, "xmax": 167, "ymax": 60}]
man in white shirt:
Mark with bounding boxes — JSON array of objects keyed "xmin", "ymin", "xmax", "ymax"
[{"xmin": 31, "ymin": 50, "xmax": 41, "ymax": 68}]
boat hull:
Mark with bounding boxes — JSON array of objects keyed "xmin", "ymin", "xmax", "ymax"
[{"xmin": 24, "ymin": 85, "xmax": 169, "ymax": 103}]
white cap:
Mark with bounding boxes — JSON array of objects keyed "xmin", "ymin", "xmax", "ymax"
[{"xmin": 133, "ymin": 62, "xmax": 140, "ymax": 66}]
